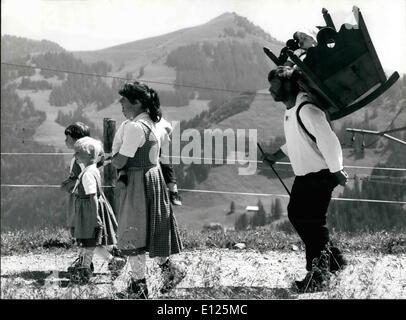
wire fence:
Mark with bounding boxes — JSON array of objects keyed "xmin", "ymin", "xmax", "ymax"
[
  {"xmin": 1, "ymin": 61, "xmax": 271, "ymax": 96},
  {"xmin": 2, "ymin": 62, "xmax": 405, "ymax": 207}
]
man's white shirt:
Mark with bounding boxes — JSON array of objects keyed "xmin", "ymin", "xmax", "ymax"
[{"xmin": 280, "ymin": 92, "xmax": 343, "ymax": 176}]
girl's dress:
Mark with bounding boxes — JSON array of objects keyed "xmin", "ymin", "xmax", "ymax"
[
  {"xmin": 73, "ymin": 164, "xmax": 118, "ymax": 247},
  {"xmin": 116, "ymin": 113, "xmax": 182, "ymax": 257}
]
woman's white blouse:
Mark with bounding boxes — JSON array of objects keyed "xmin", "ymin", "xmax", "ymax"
[{"xmin": 119, "ymin": 113, "xmax": 149, "ymax": 157}]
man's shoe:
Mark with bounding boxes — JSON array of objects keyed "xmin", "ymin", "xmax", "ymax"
[
  {"xmin": 159, "ymin": 259, "xmax": 186, "ymax": 294},
  {"xmin": 294, "ymin": 269, "xmax": 329, "ymax": 293},
  {"xmin": 295, "ymin": 250, "xmax": 331, "ymax": 293},
  {"xmin": 169, "ymin": 191, "xmax": 182, "ymax": 206},
  {"xmin": 328, "ymin": 245, "xmax": 347, "ymax": 273},
  {"xmin": 108, "ymin": 257, "xmax": 127, "ymax": 280}
]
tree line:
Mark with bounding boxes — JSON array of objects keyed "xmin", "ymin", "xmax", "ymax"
[{"xmin": 234, "ymin": 198, "xmax": 286, "ymax": 231}]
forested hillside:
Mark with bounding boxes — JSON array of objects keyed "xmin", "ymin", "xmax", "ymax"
[{"xmin": 1, "ymin": 68, "xmax": 67, "ymax": 229}]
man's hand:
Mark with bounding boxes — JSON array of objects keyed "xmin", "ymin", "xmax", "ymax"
[
  {"xmin": 262, "ymin": 153, "xmax": 278, "ymax": 165},
  {"xmin": 333, "ymin": 170, "xmax": 348, "ymax": 187},
  {"xmin": 259, "ymin": 147, "xmax": 286, "ymax": 166}
]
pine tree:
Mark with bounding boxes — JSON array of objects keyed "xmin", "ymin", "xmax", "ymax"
[
  {"xmin": 252, "ymin": 199, "xmax": 266, "ymax": 228},
  {"xmin": 230, "ymin": 201, "xmax": 236, "ymax": 214},
  {"xmin": 235, "ymin": 213, "xmax": 249, "ymax": 231},
  {"xmin": 274, "ymin": 198, "xmax": 283, "ymax": 221},
  {"xmin": 269, "ymin": 200, "xmax": 276, "ymax": 223}
]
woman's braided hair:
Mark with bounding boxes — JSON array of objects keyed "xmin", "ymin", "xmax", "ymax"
[{"xmin": 118, "ymin": 81, "xmax": 162, "ymax": 122}]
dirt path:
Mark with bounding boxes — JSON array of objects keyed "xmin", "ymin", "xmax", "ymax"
[{"xmin": 1, "ymin": 249, "xmax": 405, "ymax": 299}]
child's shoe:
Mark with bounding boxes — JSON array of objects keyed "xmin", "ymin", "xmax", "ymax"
[
  {"xmin": 67, "ymin": 257, "xmax": 82, "ymax": 274},
  {"xmin": 159, "ymin": 259, "xmax": 186, "ymax": 294},
  {"xmin": 67, "ymin": 257, "xmax": 94, "ymax": 273},
  {"xmin": 70, "ymin": 267, "xmax": 93, "ymax": 285}
]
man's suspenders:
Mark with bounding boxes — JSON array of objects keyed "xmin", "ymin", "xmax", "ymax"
[{"xmin": 296, "ymin": 101, "xmax": 317, "ymax": 143}]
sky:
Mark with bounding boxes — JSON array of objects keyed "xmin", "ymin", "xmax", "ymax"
[{"xmin": 2, "ymin": 0, "xmax": 406, "ymax": 73}]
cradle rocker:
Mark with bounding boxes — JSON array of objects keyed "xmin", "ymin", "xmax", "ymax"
[{"xmin": 264, "ymin": 6, "xmax": 399, "ymax": 121}]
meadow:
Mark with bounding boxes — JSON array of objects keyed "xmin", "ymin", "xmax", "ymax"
[{"xmin": 1, "ymin": 226, "xmax": 405, "ymax": 299}]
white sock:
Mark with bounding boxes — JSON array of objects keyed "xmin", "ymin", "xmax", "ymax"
[
  {"xmin": 155, "ymin": 256, "xmax": 169, "ymax": 266},
  {"xmin": 78, "ymin": 247, "xmax": 85, "ymax": 261},
  {"xmin": 129, "ymin": 254, "xmax": 146, "ymax": 280},
  {"xmin": 94, "ymin": 246, "xmax": 113, "ymax": 262},
  {"xmin": 82, "ymin": 247, "xmax": 94, "ymax": 268}
]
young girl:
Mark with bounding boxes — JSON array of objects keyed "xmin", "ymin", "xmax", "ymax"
[
  {"xmin": 61, "ymin": 122, "xmax": 90, "ymax": 234},
  {"xmin": 69, "ymin": 137, "xmax": 124, "ymax": 284},
  {"xmin": 112, "ymin": 81, "xmax": 185, "ymax": 298},
  {"xmin": 61, "ymin": 123, "xmax": 93, "ymax": 272}
]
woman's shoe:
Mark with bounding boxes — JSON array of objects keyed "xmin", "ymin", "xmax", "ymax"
[
  {"xmin": 159, "ymin": 260, "xmax": 186, "ymax": 294},
  {"xmin": 108, "ymin": 257, "xmax": 127, "ymax": 280},
  {"xmin": 116, "ymin": 278, "xmax": 148, "ymax": 299}
]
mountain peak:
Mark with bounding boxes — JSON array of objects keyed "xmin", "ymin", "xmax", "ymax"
[{"xmin": 208, "ymin": 12, "xmax": 238, "ymax": 23}]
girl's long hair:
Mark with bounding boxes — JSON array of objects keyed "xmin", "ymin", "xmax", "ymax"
[{"xmin": 118, "ymin": 82, "xmax": 162, "ymax": 122}]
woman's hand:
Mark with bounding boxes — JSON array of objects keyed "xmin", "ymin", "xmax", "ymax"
[{"xmin": 111, "ymin": 153, "xmax": 128, "ymax": 170}]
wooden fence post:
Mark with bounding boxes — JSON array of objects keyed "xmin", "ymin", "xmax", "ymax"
[{"xmin": 103, "ymin": 118, "xmax": 116, "ymax": 212}]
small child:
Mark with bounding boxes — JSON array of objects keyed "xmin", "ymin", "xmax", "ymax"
[
  {"xmin": 68, "ymin": 137, "xmax": 126, "ymax": 283},
  {"xmin": 111, "ymin": 117, "xmax": 182, "ymax": 205},
  {"xmin": 61, "ymin": 122, "xmax": 90, "ymax": 235}
]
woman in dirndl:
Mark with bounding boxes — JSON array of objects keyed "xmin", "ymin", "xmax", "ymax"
[{"xmin": 112, "ymin": 81, "xmax": 185, "ymax": 299}]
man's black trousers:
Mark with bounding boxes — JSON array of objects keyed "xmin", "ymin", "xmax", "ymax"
[{"xmin": 287, "ymin": 169, "xmax": 338, "ymax": 271}]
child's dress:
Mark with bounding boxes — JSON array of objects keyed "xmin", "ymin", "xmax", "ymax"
[{"xmin": 73, "ymin": 164, "xmax": 118, "ymax": 247}]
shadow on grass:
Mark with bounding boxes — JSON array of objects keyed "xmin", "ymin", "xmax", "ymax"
[
  {"xmin": 1, "ymin": 270, "xmax": 111, "ymax": 288},
  {"xmin": 161, "ymin": 286, "xmax": 298, "ymax": 299}
]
